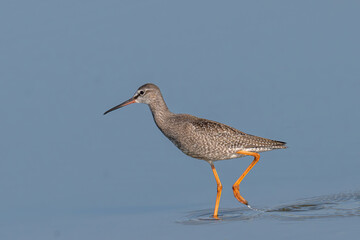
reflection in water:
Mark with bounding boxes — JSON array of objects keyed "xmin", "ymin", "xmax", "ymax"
[{"xmin": 178, "ymin": 191, "xmax": 360, "ymax": 224}]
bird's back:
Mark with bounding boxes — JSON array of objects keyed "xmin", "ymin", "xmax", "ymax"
[{"xmin": 159, "ymin": 114, "xmax": 286, "ymax": 161}]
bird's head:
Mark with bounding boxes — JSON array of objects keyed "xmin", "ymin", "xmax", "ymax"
[{"xmin": 104, "ymin": 83, "xmax": 161, "ymax": 115}]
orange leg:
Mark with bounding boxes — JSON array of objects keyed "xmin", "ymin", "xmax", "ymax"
[
  {"xmin": 232, "ymin": 150, "xmax": 261, "ymax": 205},
  {"xmin": 210, "ymin": 163, "xmax": 222, "ymax": 219}
]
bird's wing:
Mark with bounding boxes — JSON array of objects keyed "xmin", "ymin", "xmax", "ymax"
[{"xmin": 189, "ymin": 118, "xmax": 285, "ymax": 149}]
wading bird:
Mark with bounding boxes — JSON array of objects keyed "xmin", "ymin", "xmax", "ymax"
[{"xmin": 104, "ymin": 83, "xmax": 286, "ymax": 218}]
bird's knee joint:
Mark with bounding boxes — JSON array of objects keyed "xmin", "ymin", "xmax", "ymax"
[{"xmin": 217, "ymin": 185, "xmax": 223, "ymax": 192}]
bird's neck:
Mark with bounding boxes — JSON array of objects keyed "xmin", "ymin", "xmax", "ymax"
[{"xmin": 148, "ymin": 96, "xmax": 172, "ymax": 130}]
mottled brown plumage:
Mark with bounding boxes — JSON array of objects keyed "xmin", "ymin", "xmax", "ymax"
[
  {"xmin": 157, "ymin": 113, "xmax": 286, "ymax": 161},
  {"xmin": 104, "ymin": 83, "xmax": 286, "ymax": 218}
]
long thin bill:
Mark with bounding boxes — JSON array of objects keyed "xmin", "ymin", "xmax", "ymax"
[{"xmin": 103, "ymin": 98, "xmax": 136, "ymax": 115}]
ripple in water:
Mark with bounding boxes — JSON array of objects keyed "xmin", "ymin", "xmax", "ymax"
[{"xmin": 178, "ymin": 191, "xmax": 360, "ymax": 224}]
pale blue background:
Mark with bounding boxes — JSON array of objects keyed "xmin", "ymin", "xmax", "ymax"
[{"xmin": 1, "ymin": 0, "xmax": 359, "ymax": 239}]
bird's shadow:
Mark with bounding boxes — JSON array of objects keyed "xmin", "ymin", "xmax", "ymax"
[{"xmin": 177, "ymin": 191, "xmax": 360, "ymax": 225}]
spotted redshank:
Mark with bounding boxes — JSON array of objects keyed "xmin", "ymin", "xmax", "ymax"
[{"xmin": 104, "ymin": 83, "xmax": 286, "ymax": 218}]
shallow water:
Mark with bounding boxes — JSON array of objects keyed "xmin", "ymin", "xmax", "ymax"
[
  {"xmin": 2, "ymin": 0, "xmax": 360, "ymax": 239},
  {"xmin": 2, "ymin": 191, "xmax": 359, "ymax": 240},
  {"xmin": 180, "ymin": 191, "xmax": 360, "ymax": 224}
]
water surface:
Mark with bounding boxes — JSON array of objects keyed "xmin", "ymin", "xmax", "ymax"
[
  {"xmin": 180, "ymin": 191, "xmax": 360, "ymax": 224},
  {"xmin": 1, "ymin": 1, "xmax": 360, "ymax": 240}
]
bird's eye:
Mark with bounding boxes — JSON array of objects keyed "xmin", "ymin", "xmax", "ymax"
[{"xmin": 139, "ymin": 90, "xmax": 145, "ymax": 95}]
